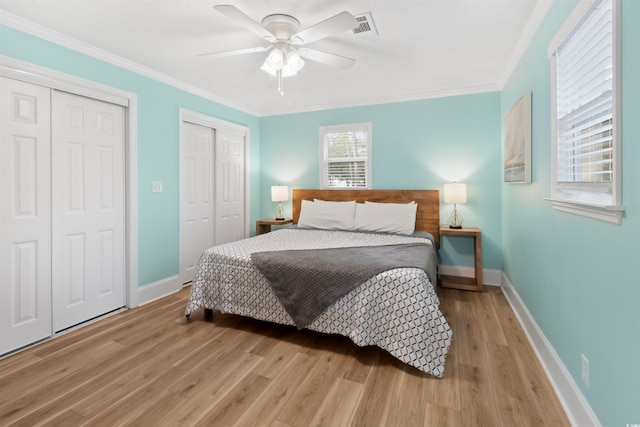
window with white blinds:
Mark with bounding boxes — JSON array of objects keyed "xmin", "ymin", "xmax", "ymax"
[
  {"xmin": 320, "ymin": 123, "xmax": 371, "ymax": 189},
  {"xmin": 547, "ymin": 0, "xmax": 622, "ymax": 224}
]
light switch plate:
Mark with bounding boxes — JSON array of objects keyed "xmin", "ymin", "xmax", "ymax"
[{"xmin": 152, "ymin": 181, "xmax": 163, "ymax": 193}]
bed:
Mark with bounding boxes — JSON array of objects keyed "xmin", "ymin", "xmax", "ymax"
[{"xmin": 185, "ymin": 189, "xmax": 452, "ymax": 377}]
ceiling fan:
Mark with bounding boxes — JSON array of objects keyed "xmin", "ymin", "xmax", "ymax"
[{"xmin": 199, "ymin": 5, "xmax": 358, "ymax": 95}]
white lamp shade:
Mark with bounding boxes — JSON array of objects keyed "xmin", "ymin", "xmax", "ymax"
[
  {"xmin": 283, "ymin": 50, "xmax": 304, "ymax": 76},
  {"xmin": 261, "ymin": 48, "xmax": 305, "ymax": 77},
  {"xmin": 271, "ymin": 185, "xmax": 289, "ymax": 202},
  {"xmin": 444, "ymin": 183, "xmax": 467, "ymax": 204},
  {"xmin": 265, "ymin": 48, "xmax": 283, "ymax": 69}
]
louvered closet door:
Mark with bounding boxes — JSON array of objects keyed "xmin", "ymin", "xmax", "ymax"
[
  {"xmin": 0, "ymin": 77, "xmax": 53, "ymax": 354},
  {"xmin": 51, "ymin": 91, "xmax": 125, "ymax": 332},
  {"xmin": 214, "ymin": 128, "xmax": 245, "ymax": 245}
]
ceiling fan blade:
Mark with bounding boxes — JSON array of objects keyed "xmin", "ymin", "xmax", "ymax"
[
  {"xmin": 197, "ymin": 46, "xmax": 271, "ymax": 59},
  {"xmin": 214, "ymin": 5, "xmax": 276, "ymax": 42},
  {"xmin": 291, "ymin": 11, "xmax": 357, "ymax": 45},
  {"xmin": 297, "ymin": 48, "xmax": 356, "ymax": 70}
]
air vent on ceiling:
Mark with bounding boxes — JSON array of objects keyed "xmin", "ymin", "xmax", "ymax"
[{"xmin": 352, "ymin": 12, "xmax": 378, "ymax": 37}]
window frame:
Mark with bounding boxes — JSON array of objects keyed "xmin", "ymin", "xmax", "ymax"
[
  {"xmin": 546, "ymin": 0, "xmax": 623, "ymax": 225},
  {"xmin": 319, "ymin": 122, "xmax": 372, "ymax": 190}
]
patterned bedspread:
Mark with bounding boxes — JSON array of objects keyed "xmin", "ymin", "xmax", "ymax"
[{"xmin": 185, "ymin": 228, "xmax": 452, "ymax": 377}]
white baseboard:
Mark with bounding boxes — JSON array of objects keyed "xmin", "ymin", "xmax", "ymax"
[
  {"xmin": 500, "ymin": 273, "xmax": 601, "ymax": 427},
  {"xmin": 438, "ymin": 265, "xmax": 502, "ymax": 286},
  {"xmin": 136, "ymin": 275, "xmax": 181, "ymax": 306}
]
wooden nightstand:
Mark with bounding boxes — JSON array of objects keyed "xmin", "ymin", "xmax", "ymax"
[
  {"xmin": 439, "ymin": 226, "xmax": 483, "ymax": 292},
  {"xmin": 256, "ymin": 218, "xmax": 293, "ymax": 235}
]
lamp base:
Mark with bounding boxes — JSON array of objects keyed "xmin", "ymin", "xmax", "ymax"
[
  {"xmin": 274, "ymin": 202, "xmax": 285, "ymax": 221},
  {"xmin": 447, "ymin": 205, "xmax": 464, "ymax": 229}
]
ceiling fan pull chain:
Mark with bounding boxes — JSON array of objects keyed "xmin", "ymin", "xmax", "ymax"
[{"xmin": 278, "ymin": 69, "xmax": 284, "ymax": 96}]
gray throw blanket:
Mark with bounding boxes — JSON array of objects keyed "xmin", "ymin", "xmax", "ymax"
[{"xmin": 251, "ymin": 243, "xmax": 436, "ymax": 329}]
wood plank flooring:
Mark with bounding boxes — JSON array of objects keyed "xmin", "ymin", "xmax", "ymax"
[{"xmin": 0, "ymin": 286, "xmax": 570, "ymax": 426}]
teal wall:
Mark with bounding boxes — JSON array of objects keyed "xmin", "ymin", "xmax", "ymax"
[
  {"xmin": 0, "ymin": 24, "xmax": 262, "ymax": 288},
  {"xmin": 259, "ymin": 93, "xmax": 503, "ymax": 270},
  {"xmin": 3, "ymin": 3, "xmax": 639, "ymax": 423},
  {"xmin": 500, "ymin": 0, "xmax": 640, "ymax": 425}
]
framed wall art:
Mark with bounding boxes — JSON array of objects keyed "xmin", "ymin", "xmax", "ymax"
[{"xmin": 503, "ymin": 91, "xmax": 532, "ymax": 183}]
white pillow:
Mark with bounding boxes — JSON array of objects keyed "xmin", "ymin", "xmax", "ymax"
[
  {"xmin": 297, "ymin": 199, "xmax": 356, "ymax": 230},
  {"xmin": 354, "ymin": 201, "xmax": 417, "ymax": 235},
  {"xmin": 313, "ymin": 198, "xmax": 356, "ymax": 204},
  {"xmin": 365, "ymin": 200, "xmax": 415, "ymax": 204}
]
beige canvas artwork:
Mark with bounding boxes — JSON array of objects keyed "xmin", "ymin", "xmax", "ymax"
[{"xmin": 504, "ymin": 92, "xmax": 531, "ymax": 183}]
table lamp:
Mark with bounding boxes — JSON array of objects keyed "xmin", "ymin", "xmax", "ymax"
[
  {"xmin": 444, "ymin": 182, "xmax": 467, "ymax": 228},
  {"xmin": 271, "ymin": 185, "xmax": 288, "ymax": 220}
]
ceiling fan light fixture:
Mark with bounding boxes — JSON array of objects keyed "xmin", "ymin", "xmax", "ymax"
[
  {"xmin": 260, "ymin": 47, "xmax": 304, "ymax": 78},
  {"xmin": 261, "ymin": 47, "xmax": 284, "ymax": 73},
  {"xmin": 209, "ymin": 6, "xmax": 358, "ymax": 96},
  {"xmin": 285, "ymin": 50, "xmax": 304, "ymax": 72},
  {"xmin": 280, "ymin": 66, "xmax": 298, "ymax": 77},
  {"xmin": 280, "ymin": 64, "xmax": 298, "ymax": 77},
  {"xmin": 260, "ymin": 60, "xmax": 276, "ymax": 76}
]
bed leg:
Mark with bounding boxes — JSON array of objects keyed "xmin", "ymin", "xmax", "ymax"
[{"xmin": 204, "ymin": 308, "xmax": 213, "ymax": 320}]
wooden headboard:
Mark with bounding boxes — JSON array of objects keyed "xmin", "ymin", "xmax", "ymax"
[{"xmin": 292, "ymin": 189, "xmax": 440, "ymax": 247}]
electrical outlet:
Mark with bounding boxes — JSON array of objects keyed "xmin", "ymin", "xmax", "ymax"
[
  {"xmin": 152, "ymin": 181, "xmax": 163, "ymax": 193},
  {"xmin": 581, "ymin": 354, "xmax": 589, "ymax": 387}
]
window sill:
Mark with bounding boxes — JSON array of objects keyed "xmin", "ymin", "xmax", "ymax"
[{"xmin": 544, "ymin": 198, "xmax": 624, "ymax": 225}]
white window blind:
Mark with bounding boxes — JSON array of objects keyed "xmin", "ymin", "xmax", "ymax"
[
  {"xmin": 320, "ymin": 123, "xmax": 371, "ymax": 189},
  {"xmin": 556, "ymin": 0, "xmax": 612, "ymax": 193},
  {"xmin": 547, "ymin": 0, "xmax": 622, "ymax": 224}
]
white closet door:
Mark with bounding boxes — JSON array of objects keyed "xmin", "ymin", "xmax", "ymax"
[
  {"xmin": 215, "ymin": 128, "xmax": 245, "ymax": 245},
  {"xmin": 51, "ymin": 91, "xmax": 125, "ymax": 332},
  {"xmin": 0, "ymin": 77, "xmax": 52, "ymax": 354},
  {"xmin": 179, "ymin": 122, "xmax": 215, "ymax": 284}
]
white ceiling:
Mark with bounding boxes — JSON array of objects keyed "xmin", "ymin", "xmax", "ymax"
[{"xmin": 0, "ymin": 0, "xmax": 546, "ymax": 116}]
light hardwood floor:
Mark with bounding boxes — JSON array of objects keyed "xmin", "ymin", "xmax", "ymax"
[{"xmin": 0, "ymin": 286, "xmax": 570, "ymax": 426}]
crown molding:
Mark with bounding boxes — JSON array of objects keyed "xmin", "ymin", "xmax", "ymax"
[
  {"xmin": 0, "ymin": 10, "xmax": 259, "ymax": 116},
  {"xmin": 257, "ymin": 83, "xmax": 500, "ymax": 117},
  {"xmin": 2, "ymin": 7, "xmax": 532, "ymax": 118}
]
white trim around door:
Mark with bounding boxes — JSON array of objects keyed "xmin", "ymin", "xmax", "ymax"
[
  {"xmin": 178, "ymin": 108, "xmax": 250, "ymax": 286},
  {"xmin": 1, "ymin": 55, "xmax": 139, "ymax": 309}
]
